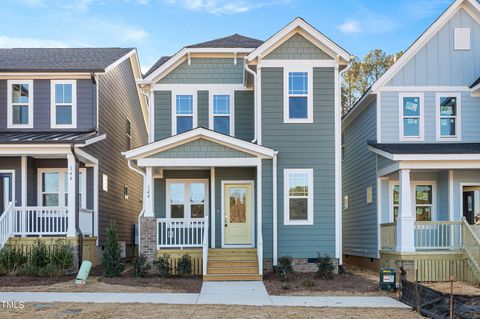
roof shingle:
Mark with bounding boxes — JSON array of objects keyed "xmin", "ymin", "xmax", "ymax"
[{"xmin": 186, "ymin": 34, "xmax": 263, "ymax": 49}]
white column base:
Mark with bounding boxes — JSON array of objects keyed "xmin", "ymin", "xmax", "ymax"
[{"xmin": 396, "ymin": 216, "xmax": 415, "ymax": 252}]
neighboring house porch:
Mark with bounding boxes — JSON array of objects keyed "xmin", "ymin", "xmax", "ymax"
[
  {"xmin": 370, "ymin": 143, "xmax": 480, "ymax": 283},
  {"xmin": 123, "ymin": 127, "xmax": 276, "ymax": 280}
]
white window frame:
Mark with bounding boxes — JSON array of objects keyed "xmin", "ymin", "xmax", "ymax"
[
  {"xmin": 436, "ymin": 92, "xmax": 461, "ymax": 141},
  {"xmin": 454, "ymin": 27, "xmax": 471, "ymax": 51},
  {"xmin": 50, "ymin": 80, "xmax": 77, "ymax": 129},
  {"xmin": 7, "ymin": 80, "xmax": 34, "ymax": 129},
  {"xmin": 283, "ymin": 67, "xmax": 313, "ymax": 124},
  {"xmin": 37, "ymin": 168, "xmax": 87, "ymax": 208},
  {"xmin": 399, "ymin": 92, "xmax": 424, "ymax": 141},
  {"xmin": 283, "ymin": 168, "xmax": 314, "ymax": 225},
  {"xmin": 165, "ymin": 179, "xmax": 209, "ymax": 220},
  {"xmin": 388, "ymin": 180, "xmax": 436, "ymax": 222},
  {"xmin": 171, "ymin": 91, "xmax": 197, "ymax": 135},
  {"xmin": 209, "ymin": 90, "xmax": 235, "ymax": 136},
  {"xmin": 126, "ymin": 118, "xmax": 132, "ymax": 150}
]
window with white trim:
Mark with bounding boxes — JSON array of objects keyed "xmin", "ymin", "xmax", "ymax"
[
  {"xmin": 399, "ymin": 93, "xmax": 423, "ymax": 140},
  {"xmin": 391, "ymin": 183, "xmax": 433, "ymax": 222},
  {"xmin": 51, "ymin": 80, "xmax": 76, "ymax": 128},
  {"xmin": 284, "ymin": 69, "xmax": 312, "ymax": 123},
  {"xmin": 167, "ymin": 180, "xmax": 208, "ymax": 219},
  {"xmin": 284, "ymin": 169, "xmax": 313, "ymax": 225},
  {"xmin": 38, "ymin": 168, "xmax": 86, "ymax": 208},
  {"xmin": 211, "ymin": 94, "xmax": 233, "ymax": 135},
  {"xmin": 126, "ymin": 119, "xmax": 132, "ymax": 150},
  {"xmin": 454, "ymin": 28, "xmax": 470, "ymax": 50},
  {"xmin": 8, "ymin": 80, "xmax": 33, "ymax": 128},
  {"xmin": 173, "ymin": 94, "xmax": 196, "ymax": 135},
  {"xmin": 436, "ymin": 93, "xmax": 460, "ymax": 140}
]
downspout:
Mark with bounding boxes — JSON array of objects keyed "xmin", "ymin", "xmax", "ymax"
[
  {"xmin": 272, "ymin": 151, "xmax": 278, "ymax": 267},
  {"xmin": 244, "ymin": 58, "xmax": 257, "ymax": 143},
  {"xmin": 70, "ymin": 144, "xmax": 83, "ymax": 268},
  {"xmin": 127, "ymin": 160, "xmax": 146, "ymax": 253}
]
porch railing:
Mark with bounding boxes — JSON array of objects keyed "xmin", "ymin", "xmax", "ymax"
[
  {"xmin": 157, "ymin": 218, "xmax": 207, "ymax": 248},
  {"xmin": 0, "ymin": 202, "xmax": 14, "ymax": 247},
  {"xmin": 202, "ymin": 216, "xmax": 209, "ymax": 276},
  {"xmin": 462, "ymin": 218, "xmax": 480, "ymax": 279},
  {"xmin": 12, "ymin": 206, "xmax": 69, "ymax": 236}
]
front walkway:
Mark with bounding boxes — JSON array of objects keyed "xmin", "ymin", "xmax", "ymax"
[{"xmin": 0, "ymin": 281, "xmax": 409, "ymax": 309}]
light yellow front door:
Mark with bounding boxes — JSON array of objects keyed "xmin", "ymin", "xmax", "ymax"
[{"xmin": 224, "ymin": 183, "xmax": 253, "ymax": 246}]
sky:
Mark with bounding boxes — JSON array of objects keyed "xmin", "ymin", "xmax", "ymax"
[{"xmin": 0, "ymin": 0, "xmax": 453, "ymax": 73}]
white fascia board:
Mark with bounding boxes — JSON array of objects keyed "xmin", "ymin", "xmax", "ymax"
[
  {"xmin": 399, "ymin": 160, "xmax": 480, "ymax": 169},
  {"xmin": 137, "ymin": 157, "xmax": 261, "ymax": 167},
  {"xmin": 247, "ymin": 17, "xmax": 350, "ymax": 62},
  {"xmin": 81, "ymin": 134, "xmax": 107, "ymax": 146},
  {"xmin": 0, "ymin": 73, "xmax": 94, "ymax": 80},
  {"xmin": 153, "ymin": 84, "xmax": 250, "ymax": 91},
  {"xmin": 377, "ymin": 86, "xmax": 471, "ymax": 92},
  {"xmin": 104, "ymin": 49, "xmax": 136, "ymax": 74},
  {"xmin": 471, "ymin": 83, "xmax": 480, "ymax": 96},
  {"xmin": 368, "ymin": 146, "xmax": 395, "ymax": 160},
  {"xmin": 372, "ymin": 0, "xmax": 480, "ymax": 92},
  {"xmin": 0, "ymin": 145, "xmax": 72, "ymax": 155},
  {"xmin": 369, "ymin": 145, "xmax": 480, "ymax": 161},
  {"xmin": 123, "ymin": 127, "xmax": 276, "ymax": 159},
  {"xmin": 259, "ymin": 59, "xmax": 337, "ymax": 68}
]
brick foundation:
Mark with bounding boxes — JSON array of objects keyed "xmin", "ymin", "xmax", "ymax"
[{"xmin": 139, "ymin": 216, "xmax": 157, "ymax": 264}]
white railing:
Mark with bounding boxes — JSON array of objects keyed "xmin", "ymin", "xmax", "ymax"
[
  {"xmin": 0, "ymin": 202, "xmax": 14, "ymax": 247},
  {"xmin": 257, "ymin": 223, "xmax": 263, "ymax": 275},
  {"xmin": 157, "ymin": 218, "xmax": 207, "ymax": 248},
  {"xmin": 12, "ymin": 206, "xmax": 68, "ymax": 236},
  {"xmin": 79, "ymin": 208, "xmax": 95, "ymax": 236},
  {"xmin": 202, "ymin": 216, "xmax": 209, "ymax": 276},
  {"xmin": 415, "ymin": 221, "xmax": 463, "ymax": 250}
]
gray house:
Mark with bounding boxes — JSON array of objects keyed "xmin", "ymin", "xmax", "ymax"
[
  {"xmin": 124, "ymin": 18, "xmax": 350, "ymax": 280},
  {"xmin": 0, "ymin": 48, "xmax": 148, "ymax": 261},
  {"xmin": 343, "ymin": 0, "xmax": 480, "ymax": 282}
]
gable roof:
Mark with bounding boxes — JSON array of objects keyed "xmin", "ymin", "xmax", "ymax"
[
  {"xmin": 247, "ymin": 17, "xmax": 351, "ymax": 63},
  {"xmin": 186, "ymin": 34, "xmax": 263, "ymax": 49},
  {"xmin": 371, "ymin": 0, "xmax": 480, "ymax": 92},
  {"xmin": 471, "ymin": 76, "xmax": 480, "ymax": 88},
  {"xmin": 0, "ymin": 48, "xmax": 135, "ymax": 73},
  {"xmin": 144, "ymin": 56, "xmax": 172, "ymax": 77}
]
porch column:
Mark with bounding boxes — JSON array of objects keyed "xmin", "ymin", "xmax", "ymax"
[
  {"xmin": 396, "ymin": 169, "xmax": 415, "ymax": 252},
  {"xmin": 144, "ymin": 167, "xmax": 154, "ymax": 217},
  {"xmin": 67, "ymin": 154, "xmax": 77, "ymax": 237}
]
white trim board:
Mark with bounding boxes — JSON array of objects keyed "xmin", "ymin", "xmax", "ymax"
[
  {"xmin": 388, "ymin": 180, "xmax": 437, "ymax": 222},
  {"xmin": 137, "ymin": 157, "xmax": 262, "ymax": 167},
  {"xmin": 283, "ymin": 168, "xmax": 314, "ymax": 226},
  {"xmin": 283, "ymin": 67, "xmax": 313, "ymax": 124},
  {"xmin": 153, "ymin": 84, "xmax": 250, "ymax": 91},
  {"xmin": 165, "ymin": 178, "xmax": 209, "ymax": 219},
  {"xmin": 171, "ymin": 90, "xmax": 198, "ymax": 136},
  {"xmin": 37, "ymin": 167, "xmax": 87, "ymax": 208}
]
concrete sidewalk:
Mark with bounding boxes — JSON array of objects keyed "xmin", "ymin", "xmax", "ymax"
[{"xmin": 0, "ymin": 282, "xmax": 410, "ymax": 309}]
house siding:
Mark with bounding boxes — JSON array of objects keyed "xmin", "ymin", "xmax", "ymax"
[
  {"xmin": 198, "ymin": 90, "xmax": 208, "ymax": 128},
  {"xmin": 234, "ymin": 90, "xmax": 255, "ymax": 142},
  {"xmin": 264, "ymin": 34, "xmax": 332, "ymax": 60},
  {"xmin": 154, "ymin": 91, "xmax": 172, "ymax": 141},
  {"xmin": 0, "ymin": 157, "xmax": 21, "ymax": 207},
  {"xmin": 148, "ymin": 139, "xmax": 254, "ymax": 158},
  {"xmin": 261, "ymin": 67, "xmax": 336, "ymax": 258},
  {"xmin": 342, "ymin": 100, "xmax": 378, "ymax": 258}
]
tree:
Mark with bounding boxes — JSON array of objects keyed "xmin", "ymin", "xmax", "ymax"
[
  {"xmin": 102, "ymin": 222, "xmax": 124, "ymax": 277},
  {"xmin": 342, "ymin": 49, "xmax": 403, "ymax": 115}
]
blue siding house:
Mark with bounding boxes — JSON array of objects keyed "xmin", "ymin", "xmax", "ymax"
[
  {"xmin": 343, "ymin": 0, "xmax": 480, "ymax": 282},
  {"xmin": 124, "ymin": 18, "xmax": 351, "ymax": 280}
]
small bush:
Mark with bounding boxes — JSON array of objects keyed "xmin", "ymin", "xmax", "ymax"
[
  {"xmin": 31, "ymin": 240, "xmax": 50, "ymax": 268},
  {"xmin": 155, "ymin": 254, "xmax": 171, "ymax": 278},
  {"xmin": 50, "ymin": 239, "xmax": 74, "ymax": 276},
  {"xmin": 0, "ymin": 245, "xmax": 28, "ymax": 276},
  {"xmin": 133, "ymin": 254, "xmax": 151, "ymax": 277},
  {"xmin": 275, "ymin": 255, "xmax": 293, "ymax": 281},
  {"xmin": 316, "ymin": 254, "xmax": 335, "ymax": 280},
  {"xmin": 102, "ymin": 222, "xmax": 124, "ymax": 277},
  {"xmin": 302, "ymin": 278, "xmax": 315, "ymax": 288},
  {"xmin": 38, "ymin": 263, "xmax": 62, "ymax": 278},
  {"xmin": 20, "ymin": 264, "xmax": 40, "ymax": 277},
  {"xmin": 176, "ymin": 254, "xmax": 192, "ymax": 277}
]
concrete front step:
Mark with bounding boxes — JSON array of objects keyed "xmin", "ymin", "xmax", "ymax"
[
  {"xmin": 208, "ymin": 266, "xmax": 259, "ymax": 274},
  {"xmin": 203, "ymin": 274, "xmax": 263, "ymax": 281}
]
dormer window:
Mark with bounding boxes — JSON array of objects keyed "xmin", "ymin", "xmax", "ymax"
[
  {"xmin": 284, "ymin": 68, "xmax": 313, "ymax": 123},
  {"xmin": 7, "ymin": 80, "xmax": 33, "ymax": 128},
  {"xmin": 51, "ymin": 80, "xmax": 76, "ymax": 128}
]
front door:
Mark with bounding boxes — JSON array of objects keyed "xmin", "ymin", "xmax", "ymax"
[
  {"xmin": 0, "ymin": 173, "xmax": 13, "ymax": 213},
  {"xmin": 463, "ymin": 190, "xmax": 476, "ymax": 225},
  {"xmin": 223, "ymin": 182, "xmax": 253, "ymax": 246}
]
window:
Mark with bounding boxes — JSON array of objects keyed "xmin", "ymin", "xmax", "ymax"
[
  {"xmin": 38, "ymin": 168, "xmax": 86, "ymax": 208},
  {"xmin": 7, "ymin": 80, "xmax": 33, "ymax": 128},
  {"xmin": 343, "ymin": 195, "xmax": 349, "ymax": 210},
  {"xmin": 399, "ymin": 93, "xmax": 424, "ymax": 140},
  {"xmin": 284, "ymin": 69, "xmax": 312, "ymax": 123},
  {"xmin": 454, "ymin": 28, "xmax": 470, "ymax": 50},
  {"xmin": 166, "ymin": 180, "xmax": 208, "ymax": 219},
  {"xmin": 210, "ymin": 94, "xmax": 234, "ymax": 135},
  {"xmin": 436, "ymin": 93, "xmax": 461, "ymax": 140},
  {"xmin": 391, "ymin": 182, "xmax": 434, "ymax": 222},
  {"xmin": 366, "ymin": 186, "xmax": 373, "ymax": 204},
  {"xmin": 51, "ymin": 80, "xmax": 76, "ymax": 128},
  {"xmin": 126, "ymin": 119, "xmax": 132, "ymax": 150},
  {"xmin": 284, "ymin": 169, "xmax": 313, "ymax": 225},
  {"xmin": 124, "ymin": 185, "xmax": 129, "ymax": 200},
  {"xmin": 173, "ymin": 94, "xmax": 196, "ymax": 135}
]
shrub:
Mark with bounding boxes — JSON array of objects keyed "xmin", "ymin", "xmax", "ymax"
[
  {"xmin": 176, "ymin": 254, "xmax": 192, "ymax": 277},
  {"xmin": 20, "ymin": 264, "xmax": 39, "ymax": 277},
  {"xmin": 102, "ymin": 222, "xmax": 124, "ymax": 277},
  {"xmin": 316, "ymin": 254, "xmax": 335, "ymax": 280},
  {"xmin": 50, "ymin": 239, "xmax": 74, "ymax": 276},
  {"xmin": 39, "ymin": 263, "xmax": 62, "ymax": 278},
  {"xmin": 133, "ymin": 254, "xmax": 151, "ymax": 277},
  {"xmin": 155, "ymin": 254, "xmax": 171, "ymax": 278},
  {"xmin": 275, "ymin": 255, "xmax": 293, "ymax": 281},
  {"xmin": 302, "ymin": 278, "xmax": 315, "ymax": 288},
  {"xmin": 0, "ymin": 245, "xmax": 28, "ymax": 276},
  {"xmin": 30, "ymin": 240, "xmax": 50, "ymax": 269}
]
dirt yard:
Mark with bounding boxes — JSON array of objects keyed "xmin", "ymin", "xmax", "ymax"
[
  {"xmin": 264, "ymin": 264, "xmax": 392, "ymax": 296},
  {"xmin": 422, "ymin": 280, "xmax": 480, "ymax": 296},
  {"xmin": 0, "ymin": 303, "xmax": 422, "ymax": 319}
]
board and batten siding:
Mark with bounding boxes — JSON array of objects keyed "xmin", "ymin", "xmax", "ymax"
[
  {"xmin": 0, "ymin": 79, "xmax": 95, "ymax": 131},
  {"xmin": 264, "ymin": 34, "xmax": 332, "ymax": 60},
  {"xmin": 342, "ymin": 100, "xmax": 378, "ymax": 258},
  {"xmin": 261, "ymin": 67, "xmax": 336, "ymax": 258}
]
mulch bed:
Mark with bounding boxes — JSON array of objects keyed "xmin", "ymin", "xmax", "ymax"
[
  {"xmin": 98, "ymin": 270, "xmax": 203, "ymax": 293},
  {"xmin": 264, "ymin": 271, "xmax": 388, "ymax": 296},
  {"xmin": 0, "ymin": 274, "xmax": 76, "ymax": 287}
]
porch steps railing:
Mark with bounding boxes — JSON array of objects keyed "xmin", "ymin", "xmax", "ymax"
[
  {"xmin": 0, "ymin": 203, "xmax": 14, "ymax": 247},
  {"xmin": 462, "ymin": 218, "xmax": 480, "ymax": 283}
]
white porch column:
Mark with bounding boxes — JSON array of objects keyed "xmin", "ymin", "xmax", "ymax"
[
  {"xmin": 21, "ymin": 156, "xmax": 27, "ymax": 207},
  {"xmin": 67, "ymin": 154, "xmax": 77, "ymax": 237},
  {"xmin": 396, "ymin": 169, "xmax": 415, "ymax": 252},
  {"xmin": 144, "ymin": 167, "xmax": 154, "ymax": 217},
  {"xmin": 210, "ymin": 167, "xmax": 216, "ymax": 248}
]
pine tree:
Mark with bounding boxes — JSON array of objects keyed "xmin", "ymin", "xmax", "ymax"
[{"xmin": 102, "ymin": 222, "xmax": 124, "ymax": 277}]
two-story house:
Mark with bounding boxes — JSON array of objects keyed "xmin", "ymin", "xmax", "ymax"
[
  {"xmin": 343, "ymin": 0, "xmax": 480, "ymax": 282},
  {"xmin": 123, "ymin": 18, "xmax": 350, "ymax": 280},
  {"xmin": 0, "ymin": 48, "xmax": 148, "ymax": 262}
]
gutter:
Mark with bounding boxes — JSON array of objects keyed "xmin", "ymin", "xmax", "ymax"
[
  {"xmin": 127, "ymin": 160, "xmax": 146, "ymax": 252},
  {"xmin": 70, "ymin": 144, "xmax": 83, "ymax": 268},
  {"xmin": 244, "ymin": 58, "xmax": 257, "ymax": 143}
]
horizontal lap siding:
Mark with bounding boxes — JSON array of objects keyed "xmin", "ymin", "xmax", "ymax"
[
  {"xmin": 343, "ymin": 101, "xmax": 378, "ymax": 258},
  {"xmin": 234, "ymin": 90, "xmax": 254, "ymax": 142},
  {"xmin": 261, "ymin": 67, "xmax": 336, "ymax": 259},
  {"xmin": 154, "ymin": 91, "xmax": 171, "ymax": 141},
  {"xmin": 264, "ymin": 34, "xmax": 332, "ymax": 60}
]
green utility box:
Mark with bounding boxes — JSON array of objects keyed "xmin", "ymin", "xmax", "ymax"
[{"xmin": 379, "ymin": 268, "xmax": 397, "ymax": 292}]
